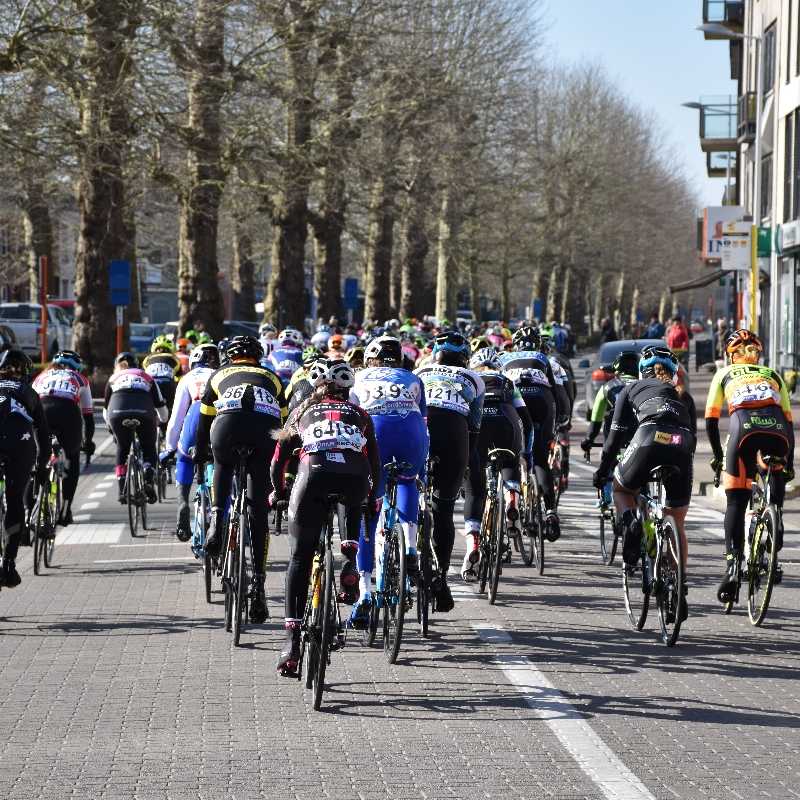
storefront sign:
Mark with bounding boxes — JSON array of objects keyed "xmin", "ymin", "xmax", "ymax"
[
  {"xmin": 703, "ymin": 205, "xmax": 745, "ymax": 259},
  {"xmin": 776, "ymin": 220, "xmax": 800, "ymax": 254},
  {"xmin": 719, "ymin": 221, "xmax": 752, "ymax": 272}
]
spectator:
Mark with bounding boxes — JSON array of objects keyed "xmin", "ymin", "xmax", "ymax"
[
  {"xmin": 645, "ymin": 314, "xmax": 665, "ymax": 339},
  {"xmin": 715, "ymin": 318, "xmax": 732, "ymax": 361},
  {"xmin": 666, "ymin": 315, "xmax": 690, "ymax": 366},
  {"xmin": 599, "ymin": 317, "xmax": 617, "ymax": 343}
]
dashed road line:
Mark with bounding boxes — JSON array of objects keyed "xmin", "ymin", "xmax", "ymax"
[{"xmin": 94, "ymin": 557, "xmax": 196, "ymax": 564}]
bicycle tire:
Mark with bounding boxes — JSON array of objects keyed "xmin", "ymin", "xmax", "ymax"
[
  {"xmin": 609, "ymin": 518, "xmax": 620, "ymax": 566},
  {"xmin": 656, "ymin": 515, "xmax": 684, "ymax": 647},
  {"xmin": 313, "ymin": 543, "xmax": 335, "ymax": 710},
  {"xmin": 748, "ymin": 505, "xmax": 779, "ymax": 626},
  {"xmin": 140, "ymin": 467, "xmax": 148, "ymax": 532},
  {"xmin": 534, "ymin": 498, "xmax": 545, "ymax": 576},
  {"xmin": 233, "ymin": 511, "xmax": 249, "ymax": 647},
  {"xmin": 551, "ymin": 453, "xmax": 562, "ymax": 510},
  {"xmin": 417, "ymin": 510, "xmax": 432, "ymax": 637},
  {"xmin": 305, "ymin": 559, "xmax": 321, "ymax": 690},
  {"xmin": 126, "ymin": 455, "xmax": 139, "ymax": 537},
  {"xmin": 363, "ymin": 600, "xmax": 379, "ymax": 647},
  {"xmin": 223, "ymin": 519, "xmax": 235, "ymax": 632},
  {"xmin": 32, "ymin": 490, "xmax": 44, "ymax": 575},
  {"xmin": 478, "ymin": 500, "xmax": 494, "ymax": 594},
  {"xmin": 383, "ymin": 524, "xmax": 406, "ymax": 664},
  {"xmin": 488, "ymin": 477, "xmax": 504, "ymax": 605},
  {"xmin": 623, "ymin": 557, "xmax": 650, "ymax": 630},
  {"xmin": 599, "ymin": 511, "xmax": 608, "ymax": 564},
  {"xmin": 44, "ymin": 489, "xmax": 56, "ymax": 568}
]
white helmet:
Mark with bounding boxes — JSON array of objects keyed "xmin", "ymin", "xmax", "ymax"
[
  {"xmin": 306, "ymin": 358, "xmax": 330, "ymax": 386},
  {"xmin": 320, "ymin": 359, "xmax": 356, "ymax": 390},
  {"xmin": 470, "ymin": 347, "xmax": 500, "ymax": 370},
  {"xmin": 364, "ymin": 335, "xmax": 402, "ymax": 364},
  {"xmin": 279, "ymin": 328, "xmax": 304, "ymax": 347}
]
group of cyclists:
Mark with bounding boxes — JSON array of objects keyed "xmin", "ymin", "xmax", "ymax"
[{"xmin": 0, "ymin": 314, "xmax": 793, "ymax": 666}]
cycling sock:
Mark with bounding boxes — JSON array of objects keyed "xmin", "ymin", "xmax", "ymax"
[
  {"xmin": 724, "ymin": 489, "xmax": 749, "ymax": 554},
  {"xmin": 464, "ymin": 519, "xmax": 480, "ymax": 536},
  {"xmin": 358, "ymin": 571, "xmax": 372, "ymax": 598},
  {"xmin": 403, "ymin": 521, "xmax": 418, "ymax": 552},
  {"xmin": 465, "ymin": 533, "xmax": 478, "ymax": 553}
]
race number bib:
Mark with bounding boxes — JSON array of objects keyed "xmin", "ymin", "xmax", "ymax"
[
  {"xmin": 37, "ymin": 370, "xmax": 80, "ymax": 401},
  {"xmin": 360, "ymin": 381, "xmax": 418, "ymax": 416},
  {"xmin": 301, "ymin": 419, "xmax": 367, "ymax": 453},
  {"xmin": 214, "ymin": 384, "xmax": 281, "ymax": 418},
  {"xmin": 424, "ymin": 380, "xmax": 469, "ymax": 414},
  {"xmin": 505, "ymin": 367, "xmax": 549, "ymax": 387},
  {"xmin": 729, "ymin": 379, "xmax": 778, "ymax": 409},
  {"xmin": 146, "ymin": 362, "xmax": 175, "ymax": 380},
  {"xmin": 113, "ymin": 373, "xmax": 150, "ymax": 392}
]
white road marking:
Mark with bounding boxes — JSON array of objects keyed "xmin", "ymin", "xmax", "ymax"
[
  {"xmin": 473, "ymin": 624, "xmax": 656, "ymax": 800},
  {"xmin": 93, "ymin": 434, "xmax": 115, "ymax": 458},
  {"xmin": 87, "ymin": 492, "xmax": 106, "ymax": 500},
  {"xmin": 94, "ymin": 557, "xmax": 196, "ymax": 564},
  {"xmin": 59, "ymin": 524, "xmax": 125, "ymax": 545},
  {"xmin": 78, "ymin": 502, "xmax": 100, "ymax": 510},
  {"xmin": 109, "ymin": 542, "xmax": 186, "ymax": 548},
  {"xmin": 72, "ymin": 514, "xmax": 92, "ymax": 523},
  {"xmin": 703, "ymin": 527, "xmax": 725, "ymax": 538}
]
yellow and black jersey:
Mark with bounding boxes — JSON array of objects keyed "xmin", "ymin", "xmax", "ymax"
[
  {"xmin": 142, "ymin": 353, "xmax": 182, "ymax": 382},
  {"xmin": 705, "ymin": 363, "xmax": 792, "ymax": 421},
  {"xmin": 200, "ymin": 363, "xmax": 287, "ymax": 424}
]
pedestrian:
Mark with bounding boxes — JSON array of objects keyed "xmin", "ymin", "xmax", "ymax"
[
  {"xmin": 645, "ymin": 314, "xmax": 665, "ymax": 339},
  {"xmin": 666, "ymin": 316, "xmax": 690, "ymax": 367},
  {"xmin": 599, "ymin": 317, "xmax": 617, "ymax": 343}
]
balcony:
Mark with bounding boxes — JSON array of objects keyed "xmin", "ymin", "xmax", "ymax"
[
  {"xmin": 738, "ymin": 92, "xmax": 756, "ymax": 143},
  {"xmin": 702, "ymin": 1, "xmax": 744, "ymax": 39},
  {"xmin": 707, "ymin": 151, "xmax": 737, "ymax": 179},
  {"xmin": 697, "ymin": 96, "xmax": 737, "ymax": 152}
]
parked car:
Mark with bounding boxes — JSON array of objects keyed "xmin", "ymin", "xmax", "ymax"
[
  {"xmin": 578, "ymin": 338, "xmax": 691, "ymax": 419},
  {"xmin": 130, "ymin": 323, "xmax": 162, "ymax": 355},
  {"xmin": 0, "ymin": 303, "xmax": 72, "ymax": 359},
  {"xmin": 49, "ymin": 299, "xmax": 75, "ymax": 324},
  {"xmin": 163, "ymin": 320, "xmax": 260, "ymax": 341}
]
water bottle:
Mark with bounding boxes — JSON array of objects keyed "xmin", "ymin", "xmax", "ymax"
[
  {"xmin": 602, "ymin": 483, "xmax": 613, "ymax": 505},
  {"xmin": 643, "ymin": 519, "xmax": 657, "ymax": 558},
  {"xmin": 50, "ymin": 476, "xmax": 57, "ymax": 502}
]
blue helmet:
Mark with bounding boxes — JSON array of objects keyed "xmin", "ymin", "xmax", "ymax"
[
  {"xmin": 639, "ymin": 345, "xmax": 678, "ymax": 378},
  {"xmin": 53, "ymin": 350, "xmax": 82, "ymax": 371},
  {"xmin": 432, "ymin": 331, "xmax": 470, "ymax": 366}
]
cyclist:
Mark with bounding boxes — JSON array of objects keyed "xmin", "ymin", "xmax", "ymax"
[
  {"xmin": 0, "ymin": 349, "xmax": 51, "ymax": 587},
  {"xmin": 326, "ymin": 333, "xmax": 346, "ymax": 359},
  {"xmin": 705, "ymin": 329, "xmax": 794, "ymax": 602},
  {"xmin": 345, "ymin": 345, "xmax": 365, "ymax": 370},
  {"xmin": 285, "ymin": 346, "xmax": 325, "ymax": 412},
  {"xmin": 268, "ymin": 328, "xmax": 304, "ymax": 386},
  {"xmin": 462, "ymin": 347, "xmax": 530, "ymax": 580},
  {"xmin": 499, "ymin": 326, "xmax": 564, "ymax": 542},
  {"xmin": 163, "ymin": 343, "xmax": 220, "ymax": 541},
  {"xmin": 310, "ymin": 323, "xmax": 331, "ymax": 351},
  {"xmin": 195, "ymin": 335, "xmax": 287, "ymax": 624},
  {"xmin": 31, "ymin": 350, "xmax": 95, "ymax": 526},
  {"xmin": 415, "ymin": 331, "xmax": 485, "ymax": 608},
  {"xmin": 258, "ymin": 323, "xmax": 278, "ymax": 360},
  {"xmin": 348, "ymin": 335, "xmax": 429, "ymax": 624},
  {"xmin": 175, "ymin": 338, "xmax": 192, "ymax": 374},
  {"xmin": 142, "ymin": 336, "xmax": 182, "ymax": 415},
  {"xmin": 538, "ymin": 332, "xmax": 573, "ymax": 492},
  {"xmin": 104, "ymin": 352, "xmax": 167, "ymax": 504},
  {"xmin": 593, "ymin": 346, "xmax": 695, "ymax": 620},
  {"xmin": 271, "ymin": 360, "xmax": 379, "ymax": 675}
]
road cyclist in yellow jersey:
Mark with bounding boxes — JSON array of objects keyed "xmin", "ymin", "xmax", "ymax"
[{"xmin": 705, "ymin": 329, "xmax": 795, "ymax": 603}]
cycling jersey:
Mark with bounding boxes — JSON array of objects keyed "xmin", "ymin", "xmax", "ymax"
[
  {"xmin": 33, "ymin": 368, "xmax": 93, "ymax": 414},
  {"xmin": 285, "ymin": 366, "xmax": 315, "ymax": 411},
  {"xmin": 199, "ymin": 363, "xmax": 287, "ymax": 423},
  {"xmin": 414, "ymin": 364, "xmax": 484, "ymax": 431},
  {"xmin": 142, "ymin": 353, "xmax": 182, "ymax": 383},
  {"xmin": 498, "ymin": 350, "xmax": 554, "ymax": 389},
  {"xmin": 588, "ymin": 375, "xmax": 637, "ymax": 440},
  {"xmin": 350, "ymin": 366, "xmax": 427, "ymax": 419},
  {"xmin": 268, "ymin": 347, "xmax": 303, "ymax": 386},
  {"xmin": 705, "ymin": 363, "xmax": 793, "ymax": 419},
  {"xmin": 165, "ymin": 366, "xmax": 214, "ymax": 453}
]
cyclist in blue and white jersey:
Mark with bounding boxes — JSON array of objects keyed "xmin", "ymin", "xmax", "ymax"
[
  {"xmin": 499, "ymin": 325, "xmax": 565, "ymax": 541},
  {"xmin": 415, "ymin": 331, "xmax": 485, "ymax": 610},
  {"xmin": 348, "ymin": 335, "xmax": 429, "ymax": 626},
  {"xmin": 258, "ymin": 323, "xmax": 278, "ymax": 361},
  {"xmin": 162, "ymin": 343, "xmax": 220, "ymax": 541},
  {"xmin": 268, "ymin": 328, "xmax": 304, "ymax": 386}
]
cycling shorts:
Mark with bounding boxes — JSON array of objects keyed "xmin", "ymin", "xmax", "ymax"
[
  {"xmin": 614, "ymin": 423, "xmax": 694, "ymax": 507},
  {"xmin": 724, "ymin": 407, "xmax": 790, "ymax": 490}
]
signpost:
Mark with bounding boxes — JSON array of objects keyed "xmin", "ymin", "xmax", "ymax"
[
  {"xmin": 718, "ymin": 221, "xmax": 752, "ymax": 271},
  {"xmin": 109, "ymin": 260, "xmax": 131, "ymax": 354}
]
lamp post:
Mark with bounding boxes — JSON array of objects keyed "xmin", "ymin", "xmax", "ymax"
[{"xmin": 696, "ymin": 23, "xmax": 763, "ymax": 334}]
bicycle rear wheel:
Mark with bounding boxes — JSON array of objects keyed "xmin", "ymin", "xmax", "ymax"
[
  {"xmin": 383, "ymin": 524, "xmax": 407, "ymax": 664},
  {"xmin": 748, "ymin": 506, "xmax": 779, "ymax": 626},
  {"xmin": 488, "ymin": 481, "xmax": 505, "ymax": 605},
  {"xmin": 223, "ymin": 520, "xmax": 235, "ymax": 632},
  {"xmin": 478, "ymin": 500, "xmax": 494, "ymax": 594},
  {"xmin": 233, "ymin": 511, "xmax": 249, "ymax": 646},
  {"xmin": 126, "ymin": 457, "xmax": 139, "ymax": 537},
  {"xmin": 623, "ymin": 556, "xmax": 650, "ymax": 630},
  {"xmin": 656, "ymin": 515, "xmax": 684, "ymax": 646},
  {"xmin": 313, "ymin": 544, "xmax": 335, "ymax": 710},
  {"xmin": 551, "ymin": 453, "xmax": 562, "ymax": 510},
  {"xmin": 533, "ymin": 499, "xmax": 545, "ymax": 576},
  {"xmin": 44, "ymin": 491, "xmax": 56, "ymax": 568},
  {"xmin": 417, "ymin": 510, "xmax": 433, "ymax": 637},
  {"xmin": 32, "ymin": 490, "xmax": 45, "ymax": 576},
  {"xmin": 197, "ymin": 490, "xmax": 212, "ymax": 603}
]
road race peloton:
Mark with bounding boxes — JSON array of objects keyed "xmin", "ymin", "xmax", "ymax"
[{"xmin": 6, "ymin": 315, "xmax": 796, "ymax": 665}]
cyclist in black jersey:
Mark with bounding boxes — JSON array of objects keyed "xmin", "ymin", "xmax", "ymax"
[
  {"xmin": 271, "ymin": 360, "xmax": 380, "ymax": 675},
  {"xmin": 0, "ymin": 349, "xmax": 51, "ymax": 588},
  {"xmin": 196, "ymin": 335, "xmax": 287, "ymax": 624}
]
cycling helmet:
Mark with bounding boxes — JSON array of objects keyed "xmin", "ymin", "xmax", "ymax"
[
  {"xmin": 345, "ymin": 346, "xmax": 365, "ymax": 368},
  {"xmin": 302, "ymin": 345, "xmax": 324, "ymax": 366},
  {"xmin": 53, "ymin": 350, "xmax": 82, "ymax": 371},
  {"xmin": 279, "ymin": 328, "xmax": 304, "ymax": 347},
  {"xmin": 313, "ymin": 359, "xmax": 356, "ymax": 391},
  {"xmin": 364, "ymin": 335, "xmax": 403, "ymax": 365},
  {"xmin": 184, "ymin": 329, "xmax": 199, "ymax": 345},
  {"xmin": 432, "ymin": 331, "xmax": 470, "ymax": 366},
  {"xmin": 151, "ymin": 335, "xmax": 175, "ymax": 354},
  {"xmin": 328, "ymin": 333, "xmax": 344, "ymax": 349},
  {"xmin": 225, "ymin": 335, "xmax": 263, "ymax": 361},
  {"xmin": 725, "ymin": 328, "xmax": 763, "ymax": 355},
  {"xmin": 539, "ymin": 335, "xmax": 552, "ymax": 354},
  {"xmin": 470, "ymin": 336, "xmax": 491, "ymax": 353},
  {"xmin": 511, "ymin": 325, "xmax": 540, "ymax": 351},
  {"xmin": 259, "ymin": 322, "xmax": 277, "ymax": 337},
  {"xmin": 384, "ymin": 318, "xmax": 400, "ymax": 331},
  {"xmin": 470, "ymin": 347, "xmax": 501, "ymax": 371},
  {"xmin": 612, "ymin": 350, "xmax": 639, "ymax": 377},
  {"xmin": 0, "ymin": 348, "xmax": 32, "ymax": 377},
  {"xmin": 639, "ymin": 345, "xmax": 678, "ymax": 378},
  {"xmin": 115, "ymin": 351, "xmax": 138, "ymax": 369},
  {"xmin": 196, "ymin": 332, "xmax": 213, "ymax": 345},
  {"xmin": 316, "ymin": 323, "xmax": 331, "ymax": 335},
  {"xmin": 176, "ymin": 338, "xmax": 191, "ymax": 352},
  {"xmin": 189, "ymin": 343, "xmax": 220, "ymax": 370},
  {"xmin": 306, "ymin": 358, "xmax": 330, "ymax": 386}
]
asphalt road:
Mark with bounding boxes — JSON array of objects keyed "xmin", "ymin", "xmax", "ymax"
[{"xmin": 2, "ymin": 384, "xmax": 800, "ymax": 800}]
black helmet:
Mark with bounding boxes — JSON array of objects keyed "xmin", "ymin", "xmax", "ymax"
[
  {"xmin": 364, "ymin": 335, "xmax": 402, "ymax": 365},
  {"xmin": 115, "ymin": 351, "xmax": 138, "ymax": 368},
  {"xmin": 612, "ymin": 350, "xmax": 639, "ymax": 377},
  {"xmin": 226, "ymin": 335, "xmax": 263, "ymax": 361},
  {"xmin": 511, "ymin": 325, "xmax": 540, "ymax": 352},
  {"xmin": 0, "ymin": 348, "xmax": 32, "ymax": 378}
]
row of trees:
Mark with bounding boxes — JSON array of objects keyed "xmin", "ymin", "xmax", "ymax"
[{"xmin": 0, "ymin": 0, "xmax": 699, "ymax": 371}]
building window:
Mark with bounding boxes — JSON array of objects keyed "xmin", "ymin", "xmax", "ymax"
[
  {"xmin": 764, "ymin": 24, "xmax": 776, "ymax": 99},
  {"xmin": 761, "ymin": 155, "xmax": 773, "ymax": 221},
  {"xmin": 789, "ymin": 1, "xmax": 794, "ymax": 83},
  {"xmin": 786, "ymin": 116, "xmax": 794, "ymax": 222}
]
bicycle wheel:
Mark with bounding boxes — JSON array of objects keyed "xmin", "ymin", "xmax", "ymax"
[
  {"xmin": 609, "ymin": 517, "xmax": 620, "ymax": 566},
  {"xmin": 313, "ymin": 543, "xmax": 335, "ymax": 710},
  {"xmin": 417, "ymin": 511, "xmax": 433, "ymax": 637},
  {"xmin": 383, "ymin": 524, "xmax": 407, "ymax": 664},
  {"xmin": 599, "ymin": 511, "xmax": 608, "ymax": 564},
  {"xmin": 488, "ymin": 481, "xmax": 505, "ymax": 605},
  {"xmin": 656, "ymin": 515, "xmax": 685, "ymax": 646},
  {"xmin": 32, "ymin": 490, "xmax": 45, "ymax": 575},
  {"xmin": 623, "ymin": 555, "xmax": 650, "ymax": 631},
  {"xmin": 478, "ymin": 500, "xmax": 494, "ymax": 594},
  {"xmin": 223, "ymin": 520, "xmax": 235, "ymax": 632},
  {"xmin": 126, "ymin": 457, "xmax": 139, "ymax": 537},
  {"xmin": 233, "ymin": 511, "xmax": 249, "ymax": 646},
  {"xmin": 551, "ymin": 454, "xmax": 562, "ymax": 510},
  {"xmin": 533, "ymin": 498, "xmax": 545, "ymax": 576},
  {"xmin": 748, "ymin": 506, "xmax": 779, "ymax": 626},
  {"xmin": 44, "ymin": 491, "xmax": 56, "ymax": 568},
  {"xmin": 139, "ymin": 466, "xmax": 148, "ymax": 532},
  {"xmin": 305, "ymin": 558, "xmax": 321, "ymax": 689}
]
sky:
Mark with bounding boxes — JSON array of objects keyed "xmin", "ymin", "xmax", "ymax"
[{"xmin": 543, "ymin": 0, "xmax": 736, "ymax": 210}]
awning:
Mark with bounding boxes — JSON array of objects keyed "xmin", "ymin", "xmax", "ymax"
[{"xmin": 669, "ymin": 269, "xmax": 729, "ymax": 294}]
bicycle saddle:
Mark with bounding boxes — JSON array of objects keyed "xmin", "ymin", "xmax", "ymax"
[{"xmin": 122, "ymin": 419, "xmax": 141, "ymax": 428}]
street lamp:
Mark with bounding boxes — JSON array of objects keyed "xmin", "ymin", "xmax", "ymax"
[{"xmin": 695, "ymin": 24, "xmax": 763, "ymax": 335}]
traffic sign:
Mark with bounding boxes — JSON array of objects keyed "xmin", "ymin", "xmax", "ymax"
[
  {"xmin": 344, "ymin": 277, "xmax": 359, "ymax": 310},
  {"xmin": 109, "ymin": 260, "xmax": 131, "ymax": 306}
]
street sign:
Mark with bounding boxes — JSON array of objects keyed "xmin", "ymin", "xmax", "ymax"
[
  {"xmin": 719, "ymin": 221, "xmax": 751, "ymax": 272},
  {"xmin": 109, "ymin": 260, "xmax": 131, "ymax": 306},
  {"xmin": 343, "ymin": 277, "xmax": 359, "ymax": 311}
]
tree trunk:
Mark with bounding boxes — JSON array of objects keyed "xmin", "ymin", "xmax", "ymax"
[
  {"xmin": 630, "ymin": 285, "xmax": 640, "ymax": 331},
  {"xmin": 22, "ymin": 182, "xmax": 54, "ymax": 302},
  {"xmin": 125, "ymin": 206, "xmax": 141, "ymax": 323},
  {"xmin": 312, "ymin": 207, "xmax": 343, "ymax": 323},
  {"xmin": 73, "ymin": 1, "xmax": 138, "ymax": 373},
  {"xmin": 530, "ymin": 266, "xmax": 543, "ymax": 321},
  {"xmin": 545, "ymin": 264, "xmax": 559, "ymax": 322},
  {"xmin": 559, "ymin": 266, "xmax": 571, "ymax": 325},
  {"xmin": 500, "ymin": 264, "xmax": 511, "ymax": 321},
  {"xmin": 435, "ymin": 189, "xmax": 460, "ymax": 321},
  {"xmin": 389, "ymin": 236, "xmax": 402, "ymax": 317},
  {"xmin": 232, "ymin": 220, "xmax": 256, "ymax": 321},
  {"xmin": 592, "ymin": 273, "xmax": 605, "ymax": 332},
  {"xmin": 177, "ymin": 0, "xmax": 226, "ymax": 340},
  {"xmin": 613, "ymin": 270, "xmax": 626, "ymax": 335},
  {"xmin": 400, "ymin": 171, "xmax": 430, "ymax": 319},
  {"xmin": 364, "ymin": 172, "xmax": 395, "ymax": 323}
]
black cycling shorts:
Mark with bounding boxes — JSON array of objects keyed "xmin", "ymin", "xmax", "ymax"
[
  {"xmin": 724, "ymin": 407, "xmax": 790, "ymax": 490},
  {"xmin": 614, "ymin": 423, "xmax": 694, "ymax": 507}
]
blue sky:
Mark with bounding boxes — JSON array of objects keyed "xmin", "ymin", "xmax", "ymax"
[{"xmin": 544, "ymin": 1, "xmax": 736, "ymax": 209}]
